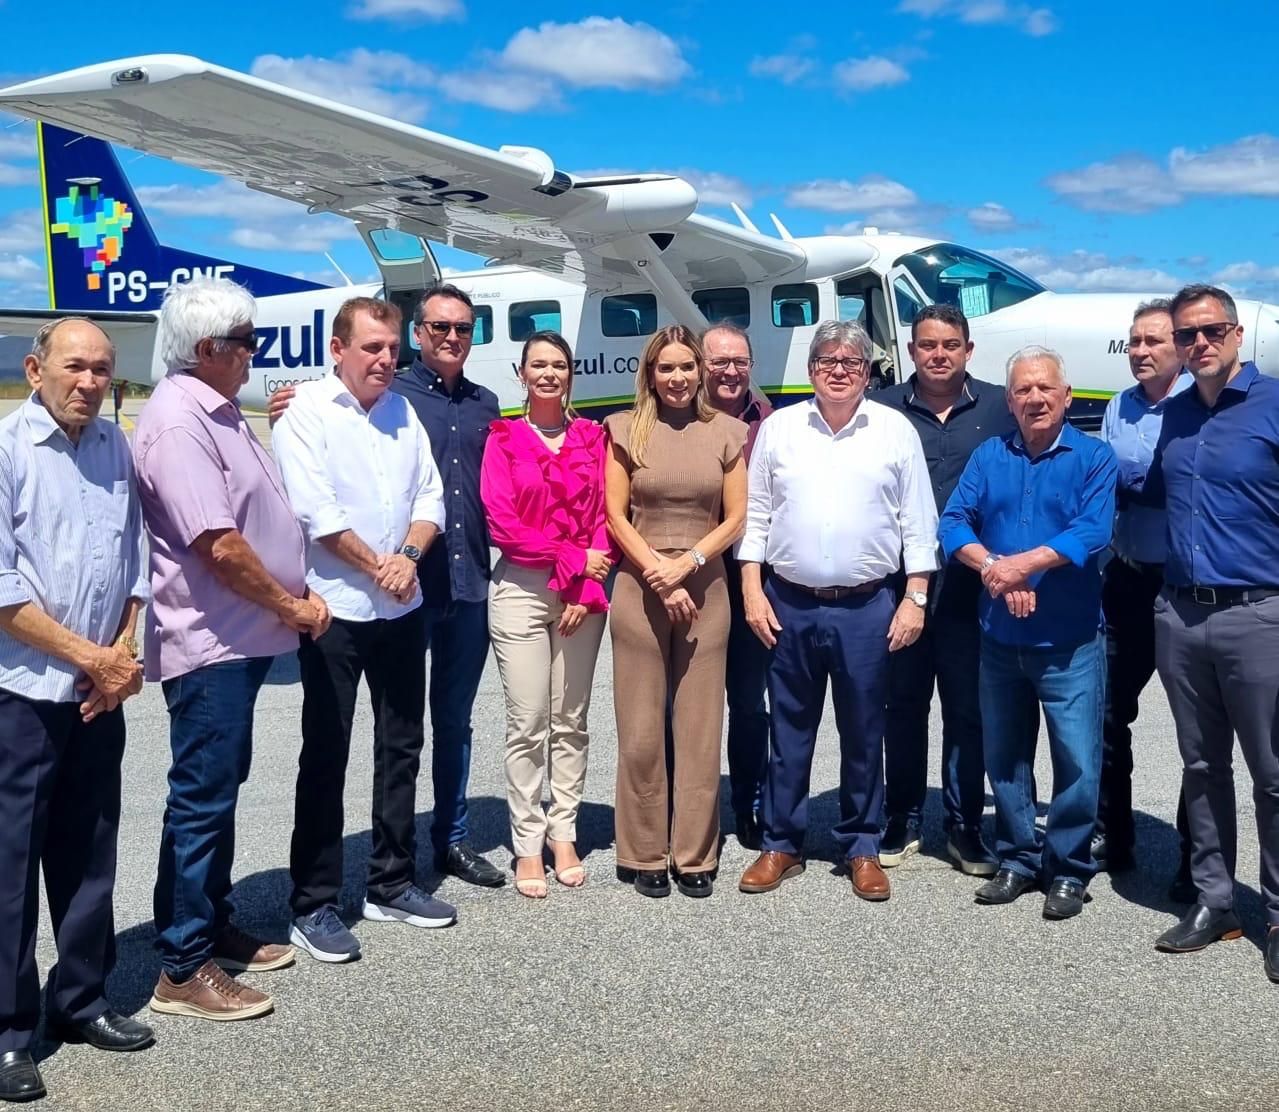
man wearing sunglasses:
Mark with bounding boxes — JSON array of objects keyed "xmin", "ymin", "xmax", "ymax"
[
  {"xmin": 701, "ymin": 322, "xmax": 772, "ymax": 851},
  {"xmin": 1147, "ymin": 284, "xmax": 1279, "ymax": 983}
]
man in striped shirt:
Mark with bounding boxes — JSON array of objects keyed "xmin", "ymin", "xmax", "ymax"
[{"xmin": 0, "ymin": 319, "xmax": 153, "ymax": 1103}]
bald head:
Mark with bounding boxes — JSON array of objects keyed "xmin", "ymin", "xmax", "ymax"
[{"xmin": 23, "ymin": 318, "xmax": 115, "ymax": 442}]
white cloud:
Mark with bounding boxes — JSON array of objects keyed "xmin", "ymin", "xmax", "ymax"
[
  {"xmin": 0, "ymin": 208, "xmax": 42, "ymax": 253},
  {"xmin": 669, "ymin": 169, "xmax": 753, "ymax": 209},
  {"xmin": 500, "ymin": 17, "xmax": 690, "ymax": 90},
  {"xmin": 749, "ymin": 53, "xmax": 816, "ymax": 85},
  {"xmin": 992, "ymin": 246, "xmax": 1178, "ymax": 293},
  {"xmin": 250, "ymin": 50, "xmax": 432, "ymax": 120},
  {"xmin": 230, "ymin": 223, "xmax": 350, "ymax": 253},
  {"xmin": 1213, "ymin": 261, "xmax": 1279, "ymax": 284},
  {"xmin": 1043, "ymin": 154, "xmax": 1181, "ymax": 213},
  {"xmin": 347, "ymin": 0, "xmax": 463, "ymax": 20},
  {"xmin": 967, "ymin": 201, "xmax": 1020, "ymax": 232},
  {"xmin": 1170, "ymin": 134, "xmax": 1279, "ymax": 198},
  {"xmin": 0, "ymin": 131, "xmax": 35, "ymax": 159},
  {"xmin": 0, "ymin": 162, "xmax": 34, "ymax": 186},
  {"xmin": 0, "ymin": 252, "xmax": 43, "ymax": 286},
  {"xmin": 897, "ymin": 0, "xmax": 1058, "ymax": 35},
  {"xmin": 437, "ymin": 69, "xmax": 561, "ymax": 113},
  {"xmin": 825, "ymin": 205, "xmax": 945, "ymax": 237},
  {"xmin": 834, "ymin": 55, "xmax": 910, "ymax": 92},
  {"xmin": 787, "ymin": 176, "xmax": 918, "ymax": 212}
]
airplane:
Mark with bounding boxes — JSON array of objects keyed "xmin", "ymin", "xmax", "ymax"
[{"xmin": 1, "ymin": 54, "xmax": 1276, "ymax": 426}]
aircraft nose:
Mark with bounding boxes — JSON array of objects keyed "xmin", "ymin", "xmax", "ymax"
[{"xmin": 1252, "ymin": 302, "xmax": 1279, "ymax": 375}]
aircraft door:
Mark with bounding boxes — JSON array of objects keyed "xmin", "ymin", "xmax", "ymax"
[
  {"xmin": 358, "ymin": 224, "xmax": 442, "ymax": 368},
  {"xmin": 836, "ymin": 271, "xmax": 897, "ymax": 388},
  {"xmin": 883, "ymin": 265, "xmax": 931, "ymax": 387}
]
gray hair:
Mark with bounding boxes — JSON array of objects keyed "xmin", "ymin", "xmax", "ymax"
[
  {"xmin": 808, "ymin": 319, "xmax": 871, "ymax": 363},
  {"xmin": 1005, "ymin": 344, "xmax": 1068, "ymax": 387},
  {"xmin": 701, "ymin": 320, "xmax": 753, "ymax": 360},
  {"xmin": 1132, "ymin": 297, "xmax": 1172, "ymax": 324},
  {"xmin": 158, "ymin": 276, "xmax": 257, "ymax": 373},
  {"xmin": 30, "ymin": 316, "xmax": 115, "ymax": 364}
]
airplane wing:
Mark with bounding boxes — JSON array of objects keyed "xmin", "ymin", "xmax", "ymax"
[
  {"xmin": 0, "ymin": 309, "xmax": 158, "ymax": 382},
  {"xmin": 0, "ymin": 55, "xmax": 806, "ymax": 293}
]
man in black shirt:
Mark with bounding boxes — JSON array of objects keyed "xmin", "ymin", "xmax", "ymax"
[{"xmin": 876, "ymin": 304, "xmax": 1015, "ymax": 875}]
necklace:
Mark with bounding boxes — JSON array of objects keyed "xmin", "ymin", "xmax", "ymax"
[{"xmin": 527, "ymin": 416, "xmax": 567, "ymax": 436}]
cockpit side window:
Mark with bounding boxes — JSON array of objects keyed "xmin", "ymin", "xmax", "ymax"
[{"xmin": 893, "ymin": 243, "xmax": 1044, "ymax": 318}]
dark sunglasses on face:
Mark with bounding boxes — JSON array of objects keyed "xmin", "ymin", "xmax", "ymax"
[
  {"xmin": 1172, "ymin": 322, "xmax": 1235, "ymax": 346},
  {"xmin": 422, "ymin": 320, "xmax": 475, "ymax": 337},
  {"xmin": 211, "ymin": 332, "xmax": 260, "ymax": 353}
]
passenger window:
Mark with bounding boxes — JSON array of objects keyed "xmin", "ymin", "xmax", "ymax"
[
  {"xmin": 692, "ymin": 287, "xmax": 750, "ymax": 327},
  {"xmin": 893, "ymin": 277, "xmax": 924, "ymax": 326},
  {"xmin": 509, "ymin": 300, "xmax": 561, "ymax": 341},
  {"xmin": 601, "ymin": 293, "xmax": 656, "ymax": 337},
  {"xmin": 771, "ymin": 283, "xmax": 818, "ymax": 328},
  {"xmin": 471, "ymin": 305, "xmax": 492, "ymax": 346}
]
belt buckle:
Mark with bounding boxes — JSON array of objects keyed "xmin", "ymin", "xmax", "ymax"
[{"xmin": 1192, "ymin": 585, "xmax": 1218, "ymax": 606}]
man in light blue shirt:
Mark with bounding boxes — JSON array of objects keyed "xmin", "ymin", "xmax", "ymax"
[
  {"xmin": 1096, "ymin": 299, "xmax": 1192, "ymax": 894},
  {"xmin": 0, "ymin": 318, "xmax": 153, "ymax": 1102}
]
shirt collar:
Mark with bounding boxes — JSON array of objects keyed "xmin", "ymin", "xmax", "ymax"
[
  {"xmin": 23, "ymin": 392, "xmax": 106, "ymax": 446},
  {"xmin": 414, "ymin": 358, "xmax": 475, "ymax": 399},
  {"xmin": 1130, "ymin": 369, "xmax": 1193, "ymax": 409},
  {"xmin": 319, "ymin": 368, "xmax": 391, "ymax": 415},
  {"xmin": 906, "ymin": 372, "xmax": 978, "ymax": 414},
  {"xmin": 806, "ymin": 397, "xmax": 869, "ymax": 438},
  {"xmin": 1012, "ymin": 421, "xmax": 1072, "ymax": 457},
  {"xmin": 171, "ymin": 370, "xmax": 240, "ymax": 416},
  {"xmin": 1223, "ymin": 360, "xmax": 1260, "ymax": 396}
]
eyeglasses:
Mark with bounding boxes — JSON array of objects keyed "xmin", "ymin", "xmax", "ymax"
[
  {"xmin": 422, "ymin": 320, "xmax": 475, "ymax": 337},
  {"xmin": 211, "ymin": 332, "xmax": 259, "ymax": 353},
  {"xmin": 1172, "ymin": 322, "xmax": 1235, "ymax": 346},
  {"xmin": 707, "ymin": 357, "xmax": 753, "ymax": 372},
  {"xmin": 812, "ymin": 355, "xmax": 867, "ymax": 373}
]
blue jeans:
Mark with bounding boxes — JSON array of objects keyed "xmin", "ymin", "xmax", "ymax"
[
  {"xmin": 423, "ymin": 600, "xmax": 490, "ymax": 854},
  {"xmin": 979, "ymin": 633, "xmax": 1104, "ymax": 884},
  {"xmin": 154, "ymin": 656, "xmax": 272, "ymax": 979}
]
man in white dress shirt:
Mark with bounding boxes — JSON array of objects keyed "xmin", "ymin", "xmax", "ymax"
[
  {"xmin": 272, "ymin": 298, "xmax": 452, "ymax": 963},
  {"xmin": 736, "ymin": 319, "xmax": 938, "ymax": 902}
]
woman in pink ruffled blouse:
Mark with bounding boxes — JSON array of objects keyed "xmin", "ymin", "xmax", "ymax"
[{"xmin": 481, "ymin": 331, "xmax": 613, "ymax": 898}]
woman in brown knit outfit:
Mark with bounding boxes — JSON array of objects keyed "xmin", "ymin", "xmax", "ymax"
[{"xmin": 603, "ymin": 325, "xmax": 747, "ymax": 899}]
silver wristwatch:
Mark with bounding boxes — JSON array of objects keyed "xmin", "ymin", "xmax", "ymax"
[
  {"xmin": 980, "ymin": 553, "xmax": 1002, "ymax": 571},
  {"xmin": 688, "ymin": 548, "xmax": 707, "ymax": 568},
  {"xmin": 905, "ymin": 590, "xmax": 928, "ymax": 608},
  {"xmin": 399, "ymin": 544, "xmax": 422, "ymax": 563}
]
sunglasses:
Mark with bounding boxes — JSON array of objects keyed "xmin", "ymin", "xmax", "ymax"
[
  {"xmin": 210, "ymin": 332, "xmax": 260, "ymax": 353},
  {"xmin": 422, "ymin": 320, "xmax": 475, "ymax": 337},
  {"xmin": 1172, "ymin": 322, "xmax": 1235, "ymax": 347}
]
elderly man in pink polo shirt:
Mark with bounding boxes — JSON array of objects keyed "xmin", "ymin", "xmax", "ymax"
[{"xmin": 132, "ymin": 277, "xmax": 330, "ymax": 1023}]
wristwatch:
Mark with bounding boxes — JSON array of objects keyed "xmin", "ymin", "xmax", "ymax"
[
  {"xmin": 115, "ymin": 634, "xmax": 140, "ymax": 659},
  {"xmin": 980, "ymin": 553, "xmax": 1002, "ymax": 571},
  {"xmin": 905, "ymin": 590, "xmax": 928, "ymax": 608},
  {"xmin": 399, "ymin": 544, "xmax": 422, "ymax": 563},
  {"xmin": 688, "ymin": 548, "xmax": 707, "ymax": 568}
]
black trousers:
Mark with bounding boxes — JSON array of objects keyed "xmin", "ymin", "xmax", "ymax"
[
  {"xmin": 290, "ymin": 610, "xmax": 427, "ymax": 915},
  {"xmin": 0, "ymin": 691, "xmax": 125, "ymax": 1052},
  {"xmin": 1100, "ymin": 556, "xmax": 1188, "ymax": 853}
]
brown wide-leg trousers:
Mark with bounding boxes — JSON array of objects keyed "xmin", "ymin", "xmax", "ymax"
[{"xmin": 610, "ymin": 556, "xmax": 729, "ymax": 873}]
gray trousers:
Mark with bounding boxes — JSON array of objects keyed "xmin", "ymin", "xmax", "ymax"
[{"xmin": 1154, "ymin": 589, "xmax": 1279, "ymax": 924}]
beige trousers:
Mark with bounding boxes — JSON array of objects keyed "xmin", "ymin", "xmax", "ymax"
[{"xmin": 489, "ymin": 559, "xmax": 606, "ymax": 858}]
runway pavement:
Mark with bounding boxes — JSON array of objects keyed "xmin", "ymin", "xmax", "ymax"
[{"xmin": 6, "ymin": 395, "xmax": 1278, "ymax": 1109}]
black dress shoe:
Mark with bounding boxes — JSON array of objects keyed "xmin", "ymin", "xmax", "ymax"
[
  {"xmin": 1090, "ymin": 832, "xmax": 1135, "ymax": 873},
  {"xmin": 1266, "ymin": 927, "xmax": 1279, "ymax": 984},
  {"xmin": 1155, "ymin": 903, "xmax": 1244, "ymax": 952},
  {"xmin": 433, "ymin": 843, "xmax": 505, "ymax": 888},
  {"xmin": 0, "ymin": 1050, "xmax": 44, "ymax": 1103},
  {"xmin": 675, "ymin": 871, "xmax": 713, "ymax": 899},
  {"xmin": 734, "ymin": 811, "xmax": 762, "ymax": 852},
  {"xmin": 634, "ymin": 869, "xmax": 670, "ymax": 899},
  {"xmin": 1043, "ymin": 877, "xmax": 1087, "ymax": 920},
  {"xmin": 974, "ymin": 867, "xmax": 1036, "ymax": 905},
  {"xmin": 47, "ymin": 1008, "xmax": 154, "ymax": 1052}
]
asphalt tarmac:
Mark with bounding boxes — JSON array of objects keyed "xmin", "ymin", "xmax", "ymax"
[{"xmin": 5, "ymin": 398, "xmax": 1278, "ymax": 1110}]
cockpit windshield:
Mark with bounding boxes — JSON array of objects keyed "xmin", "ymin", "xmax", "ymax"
[{"xmin": 893, "ymin": 243, "xmax": 1044, "ymax": 319}]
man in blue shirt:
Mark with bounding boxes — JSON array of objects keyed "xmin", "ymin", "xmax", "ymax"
[
  {"xmin": 1096, "ymin": 300, "xmax": 1192, "ymax": 893},
  {"xmin": 940, "ymin": 346, "xmax": 1117, "ymax": 920},
  {"xmin": 1147, "ymin": 284, "xmax": 1279, "ymax": 983}
]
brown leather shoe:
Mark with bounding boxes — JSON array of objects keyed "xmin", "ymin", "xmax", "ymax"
[
  {"xmin": 149, "ymin": 960, "xmax": 274, "ymax": 1021},
  {"xmin": 212, "ymin": 923, "xmax": 295, "ymax": 972},
  {"xmin": 739, "ymin": 850, "xmax": 805, "ymax": 893},
  {"xmin": 850, "ymin": 856, "xmax": 891, "ymax": 901}
]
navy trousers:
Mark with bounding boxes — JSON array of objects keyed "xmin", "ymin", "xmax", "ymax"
[
  {"xmin": 723, "ymin": 555, "xmax": 770, "ymax": 819},
  {"xmin": 761, "ymin": 578, "xmax": 894, "ymax": 861},
  {"xmin": 0, "ymin": 691, "xmax": 125, "ymax": 1052}
]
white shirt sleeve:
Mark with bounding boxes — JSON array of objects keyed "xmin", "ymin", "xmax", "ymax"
[
  {"xmin": 738, "ymin": 416, "xmax": 774, "ymax": 564},
  {"xmin": 897, "ymin": 421, "xmax": 940, "ymax": 575},
  {"xmin": 409, "ymin": 422, "xmax": 446, "ymax": 533},
  {"xmin": 270, "ymin": 390, "xmax": 349, "ymax": 543}
]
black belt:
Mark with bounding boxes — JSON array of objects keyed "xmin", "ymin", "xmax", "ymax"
[
  {"xmin": 1112, "ymin": 550, "xmax": 1163, "ymax": 577},
  {"xmin": 775, "ymin": 574, "xmax": 885, "ymax": 601},
  {"xmin": 1167, "ymin": 584, "xmax": 1279, "ymax": 607}
]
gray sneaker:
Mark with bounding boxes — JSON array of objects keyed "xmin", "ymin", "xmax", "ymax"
[
  {"xmin": 290, "ymin": 905, "xmax": 361, "ymax": 963},
  {"xmin": 362, "ymin": 884, "xmax": 457, "ymax": 929}
]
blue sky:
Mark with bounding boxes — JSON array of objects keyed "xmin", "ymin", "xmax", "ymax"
[{"xmin": 1, "ymin": 0, "xmax": 1277, "ymax": 306}]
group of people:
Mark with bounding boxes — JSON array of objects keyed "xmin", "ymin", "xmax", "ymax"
[{"xmin": 0, "ymin": 272, "xmax": 1276, "ymax": 1102}]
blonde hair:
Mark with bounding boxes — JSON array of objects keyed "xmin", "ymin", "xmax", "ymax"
[{"xmin": 627, "ymin": 325, "xmax": 715, "ymax": 466}]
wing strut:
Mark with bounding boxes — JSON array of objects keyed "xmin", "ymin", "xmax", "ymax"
[{"xmin": 629, "ymin": 237, "xmax": 709, "ymax": 333}]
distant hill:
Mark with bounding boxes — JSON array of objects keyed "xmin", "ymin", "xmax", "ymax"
[{"xmin": 0, "ymin": 336, "xmax": 29, "ymax": 381}]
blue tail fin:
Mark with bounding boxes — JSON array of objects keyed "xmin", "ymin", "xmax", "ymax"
[{"xmin": 39, "ymin": 123, "xmax": 329, "ymax": 311}]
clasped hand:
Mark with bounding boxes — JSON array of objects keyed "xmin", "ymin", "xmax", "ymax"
[
  {"xmin": 78, "ymin": 642, "xmax": 144, "ymax": 723},
  {"xmin": 376, "ymin": 552, "xmax": 418, "ymax": 604},
  {"xmin": 980, "ymin": 555, "xmax": 1037, "ymax": 620}
]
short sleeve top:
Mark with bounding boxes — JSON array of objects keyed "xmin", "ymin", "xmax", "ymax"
[{"xmin": 604, "ymin": 409, "xmax": 745, "ymax": 553}]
